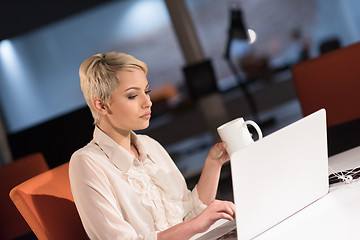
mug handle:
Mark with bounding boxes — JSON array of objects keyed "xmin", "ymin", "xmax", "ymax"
[{"xmin": 244, "ymin": 120, "xmax": 263, "ymax": 140}]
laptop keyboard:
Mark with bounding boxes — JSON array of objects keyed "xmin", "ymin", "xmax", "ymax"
[{"xmin": 216, "ymin": 228, "xmax": 237, "ymax": 240}]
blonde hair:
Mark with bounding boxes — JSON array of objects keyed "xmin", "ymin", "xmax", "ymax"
[{"xmin": 79, "ymin": 52, "xmax": 147, "ymax": 124}]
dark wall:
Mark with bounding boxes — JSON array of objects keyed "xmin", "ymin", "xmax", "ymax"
[{"xmin": 8, "ymin": 107, "xmax": 94, "ymax": 169}]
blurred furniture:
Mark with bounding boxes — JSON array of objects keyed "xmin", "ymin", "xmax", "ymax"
[
  {"xmin": 183, "ymin": 60, "xmax": 218, "ymax": 100},
  {"xmin": 150, "ymin": 84, "xmax": 180, "ymax": 117},
  {"xmin": 9, "ymin": 162, "xmax": 88, "ymax": 240},
  {"xmin": 291, "ymin": 41, "xmax": 360, "ymax": 156},
  {"xmin": 319, "ymin": 37, "xmax": 341, "ymax": 54},
  {"xmin": 240, "ymin": 54, "xmax": 272, "ymax": 82},
  {"xmin": 0, "ymin": 152, "xmax": 49, "ymax": 240}
]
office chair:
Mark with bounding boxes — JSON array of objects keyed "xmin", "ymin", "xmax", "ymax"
[
  {"xmin": 291, "ymin": 41, "xmax": 360, "ymax": 156},
  {"xmin": 0, "ymin": 152, "xmax": 49, "ymax": 240},
  {"xmin": 9, "ymin": 162, "xmax": 88, "ymax": 240}
]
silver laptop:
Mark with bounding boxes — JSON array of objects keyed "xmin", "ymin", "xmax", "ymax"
[{"xmin": 195, "ymin": 108, "xmax": 329, "ymax": 239}]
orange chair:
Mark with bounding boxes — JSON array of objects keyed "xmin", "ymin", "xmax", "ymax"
[
  {"xmin": 9, "ymin": 162, "xmax": 88, "ymax": 240},
  {"xmin": 0, "ymin": 152, "xmax": 49, "ymax": 240},
  {"xmin": 292, "ymin": 41, "xmax": 360, "ymax": 155}
]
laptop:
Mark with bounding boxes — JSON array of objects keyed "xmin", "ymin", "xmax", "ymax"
[{"xmin": 194, "ymin": 108, "xmax": 329, "ymax": 239}]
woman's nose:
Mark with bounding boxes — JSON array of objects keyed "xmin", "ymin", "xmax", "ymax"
[{"xmin": 142, "ymin": 94, "xmax": 152, "ymax": 108}]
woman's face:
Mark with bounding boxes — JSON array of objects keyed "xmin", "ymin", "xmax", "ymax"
[{"xmin": 103, "ymin": 68, "xmax": 152, "ymax": 132}]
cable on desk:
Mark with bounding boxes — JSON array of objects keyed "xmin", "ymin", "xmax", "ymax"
[{"xmin": 328, "ymin": 166, "xmax": 360, "ymax": 185}]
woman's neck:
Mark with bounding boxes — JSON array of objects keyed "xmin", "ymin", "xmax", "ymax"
[
  {"xmin": 96, "ymin": 123, "xmax": 132, "ymax": 152},
  {"xmin": 97, "ymin": 123, "xmax": 140, "ymax": 159}
]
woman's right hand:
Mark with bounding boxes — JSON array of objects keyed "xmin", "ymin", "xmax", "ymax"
[
  {"xmin": 157, "ymin": 200, "xmax": 235, "ymax": 240},
  {"xmin": 193, "ymin": 199, "xmax": 236, "ymax": 234}
]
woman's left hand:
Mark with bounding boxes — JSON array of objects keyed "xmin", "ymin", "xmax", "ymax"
[{"xmin": 207, "ymin": 141, "xmax": 230, "ymax": 166}]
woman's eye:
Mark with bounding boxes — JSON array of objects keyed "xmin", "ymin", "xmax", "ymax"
[
  {"xmin": 145, "ymin": 89, "xmax": 152, "ymax": 95},
  {"xmin": 128, "ymin": 95, "xmax": 137, "ymax": 99}
]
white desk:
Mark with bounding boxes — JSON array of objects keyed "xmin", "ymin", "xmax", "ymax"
[{"xmin": 257, "ymin": 146, "xmax": 360, "ymax": 239}]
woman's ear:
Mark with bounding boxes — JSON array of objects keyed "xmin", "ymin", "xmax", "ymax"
[{"xmin": 92, "ymin": 98, "xmax": 108, "ymax": 115}]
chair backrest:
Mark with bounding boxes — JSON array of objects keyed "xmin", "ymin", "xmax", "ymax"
[
  {"xmin": 9, "ymin": 162, "xmax": 88, "ymax": 240},
  {"xmin": 291, "ymin": 41, "xmax": 360, "ymax": 127},
  {"xmin": 0, "ymin": 152, "xmax": 49, "ymax": 240}
]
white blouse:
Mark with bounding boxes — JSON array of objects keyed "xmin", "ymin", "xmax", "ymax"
[{"xmin": 69, "ymin": 127, "xmax": 207, "ymax": 240}]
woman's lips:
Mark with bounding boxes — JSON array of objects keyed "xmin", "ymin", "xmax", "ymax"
[{"xmin": 140, "ymin": 112, "xmax": 151, "ymax": 119}]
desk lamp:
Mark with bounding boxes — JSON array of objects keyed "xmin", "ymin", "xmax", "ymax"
[{"xmin": 224, "ymin": 7, "xmax": 274, "ymax": 128}]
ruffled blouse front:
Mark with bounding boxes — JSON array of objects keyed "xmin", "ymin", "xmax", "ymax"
[{"xmin": 127, "ymin": 156, "xmax": 184, "ymax": 231}]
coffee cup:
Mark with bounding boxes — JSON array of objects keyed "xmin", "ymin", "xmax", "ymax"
[{"xmin": 217, "ymin": 117, "xmax": 263, "ymax": 156}]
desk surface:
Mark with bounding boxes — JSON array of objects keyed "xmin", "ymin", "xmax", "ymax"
[{"xmin": 257, "ymin": 146, "xmax": 360, "ymax": 239}]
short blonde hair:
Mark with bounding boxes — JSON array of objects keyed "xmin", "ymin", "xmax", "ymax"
[{"xmin": 79, "ymin": 52, "xmax": 147, "ymax": 124}]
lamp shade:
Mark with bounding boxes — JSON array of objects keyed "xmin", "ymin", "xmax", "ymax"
[
  {"xmin": 224, "ymin": 7, "xmax": 249, "ymax": 59},
  {"xmin": 228, "ymin": 8, "xmax": 248, "ymax": 40}
]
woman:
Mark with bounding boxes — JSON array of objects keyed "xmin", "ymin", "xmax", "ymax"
[{"xmin": 69, "ymin": 51, "xmax": 235, "ymax": 240}]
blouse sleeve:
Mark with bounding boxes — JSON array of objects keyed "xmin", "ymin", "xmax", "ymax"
[
  {"xmin": 69, "ymin": 152, "xmax": 157, "ymax": 240},
  {"xmin": 184, "ymin": 185, "xmax": 208, "ymax": 221}
]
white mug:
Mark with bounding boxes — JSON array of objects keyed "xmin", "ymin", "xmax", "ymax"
[{"xmin": 217, "ymin": 117, "xmax": 263, "ymax": 156}]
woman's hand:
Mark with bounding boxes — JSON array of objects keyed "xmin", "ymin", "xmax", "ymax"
[
  {"xmin": 207, "ymin": 141, "xmax": 230, "ymax": 167},
  {"xmin": 193, "ymin": 199, "xmax": 236, "ymax": 233},
  {"xmin": 157, "ymin": 200, "xmax": 236, "ymax": 240}
]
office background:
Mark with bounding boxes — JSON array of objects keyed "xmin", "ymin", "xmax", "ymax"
[{"xmin": 1, "ymin": 0, "xmax": 360, "ymax": 167}]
